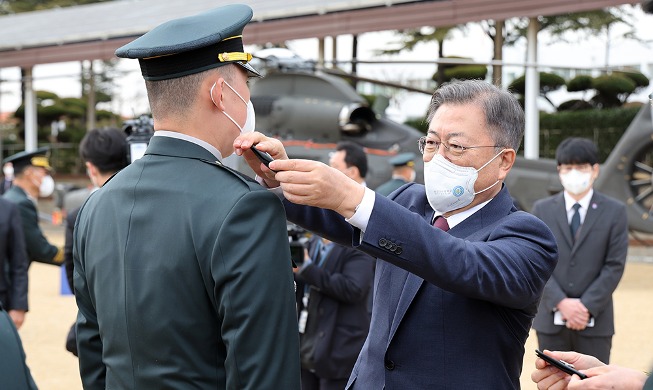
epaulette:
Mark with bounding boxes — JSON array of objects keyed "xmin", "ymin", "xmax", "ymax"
[{"xmin": 199, "ymin": 158, "xmax": 258, "ymax": 185}]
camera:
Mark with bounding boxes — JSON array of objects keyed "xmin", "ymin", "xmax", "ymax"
[
  {"xmin": 123, "ymin": 115, "xmax": 154, "ymax": 163},
  {"xmin": 287, "ymin": 223, "xmax": 310, "ymax": 266}
]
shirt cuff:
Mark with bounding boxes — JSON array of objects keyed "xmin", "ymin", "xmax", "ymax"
[{"xmin": 345, "ymin": 187, "xmax": 375, "ymax": 233}]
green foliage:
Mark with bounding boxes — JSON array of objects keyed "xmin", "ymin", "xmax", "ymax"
[
  {"xmin": 509, "ymin": 72, "xmax": 566, "ymax": 95},
  {"xmin": 443, "ymin": 64, "xmax": 488, "ymax": 82},
  {"xmin": 538, "ymin": 107, "xmax": 640, "ymax": 160},
  {"xmin": 614, "ymin": 70, "xmax": 650, "ymax": 89},
  {"xmin": 593, "ymin": 74, "xmax": 637, "ymax": 95},
  {"xmin": 566, "ymin": 75, "xmax": 593, "ymax": 92},
  {"xmin": 557, "ymin": 99, "xmax": 594, "ymax": 111}
]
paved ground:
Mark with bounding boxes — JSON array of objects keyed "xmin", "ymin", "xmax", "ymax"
[{"xmin": 17, "ymin": 223, "xmax": 653, "ymax": 389}]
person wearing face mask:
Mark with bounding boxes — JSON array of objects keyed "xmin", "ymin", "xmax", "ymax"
[
  {"xmin": 72, "ymin": 5, "xmax": 300, "ymax": 390},
  {"xmin": 2, "ymin": 147, "xmax": 64, "ymax": 266},
  {"xmin": 531, "ymin": 137, "xmax": 628, "ymax": 364},
  {"xmin": 375, "ymin": 152, "xmax": 417, "ymax": 196},
  {"xmin": 234, "ymin": 79, "xmax": 558, "ymax": 389}
]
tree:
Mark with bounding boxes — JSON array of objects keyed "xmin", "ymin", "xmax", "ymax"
[
  {"xmin": 378, "ymin": 25, "xmax": 465, "ymax": 86},
  {"xmin": 509, "ymin": 72, "xmax": 566, "ymax": 110}
]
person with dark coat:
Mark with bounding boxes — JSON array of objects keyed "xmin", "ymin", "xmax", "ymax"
[
  {"xmin": 2, "ymin": 147, "xmax": 63, "ymax": 266},
  {"xmin": 295, "ymin": 235, "xmax": 375, "ymax": 390},
  {"xmin": 235, "ymin": 79, "xmax": 558, "ymax": 389},
  {"xmin": 73, "ymin": 5, "xmax": 300, "ymax": 389},
  {"xmin": 532, "ymin": 138, "xmax": 628, "ymax": 364},
  {"xmin": 0, "ymin": 197, "xmax": 29, "ymax": 329}
]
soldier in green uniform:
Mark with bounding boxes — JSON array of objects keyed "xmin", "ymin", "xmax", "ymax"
[
  {"xmin": 2, "ymin": 147, "xmax": 64, "ymax": 266},
  {"xmin": 375, "ymin": 152, "xmax": 416, "ymax": 196},
  {"xmin": 73, "ymin": 4, "xmax": 300, "ymax": 389}
]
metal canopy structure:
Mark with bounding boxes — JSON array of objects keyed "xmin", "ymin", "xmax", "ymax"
[{"xmin": 0, "ymin": 0, "xmax": 638, "ymax": 69}]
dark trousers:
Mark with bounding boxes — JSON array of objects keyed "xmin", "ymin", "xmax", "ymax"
[
  {"xmin": 537, "ymin": 330, "xmax": 613, "ymax": 364},
  {"xmin": 301, "ymin": 368, "xmax": 348, "ymax": 390}
]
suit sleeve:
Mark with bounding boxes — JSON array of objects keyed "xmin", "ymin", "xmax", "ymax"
[
  {"xmin": 358, "ymin": 194, "xmax": 558, "ymax": 309},
  {"xmin": 532, "ymin": 200, "xmax": 567, "ymax": 311},
  {"xmin": 297, "ymin": 246, "xmax": 374, "ymax": 304},
  {"xmin": 73, "ymin": 204, "xmax": 106, "ymax": 390},
  {"xmin": 580, "ymin": 202, "xmax": 628, "ymax": 316},
  {"xmin": 7, "ymin": 203, "xmax": 29, "ymax": 311},
  {"xmin": 15, "ymin": 199, "xmax": 60, "ymax": 265},
  {"xmin": 215, "ymin": 190, "xmax": 300, "ymax": 390}
]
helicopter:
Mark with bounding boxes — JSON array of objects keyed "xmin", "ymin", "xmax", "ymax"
[{"xmin": 230, "ymin": 48, "xmax": 653, "ymax": 235}]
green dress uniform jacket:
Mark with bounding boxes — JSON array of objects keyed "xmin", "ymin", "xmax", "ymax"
[
  {"xmin": 73, "ymin": 135, "xmax": 300, "ymax": 390},
  {"xmin": 375, "ymin": 178, "xmax": 407, "ymax": 197},
  {"xmin": 3, "ymin": 186, "xmax": 60, "ymax": 265}
]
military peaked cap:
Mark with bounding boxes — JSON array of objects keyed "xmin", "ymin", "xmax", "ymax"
[
  {"xmin": 389, "ymin": 152, "xmax": 416, "ymax": 168},
  {"xmin": 115, "ymin": 4, "xmax": 260, "ymax": 81},
  {"xmin": 3, "ymin": 147, "xmax": 52, "ymax": 173}
]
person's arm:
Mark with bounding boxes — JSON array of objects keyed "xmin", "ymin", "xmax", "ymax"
[
  {"xmin": 15, "ymin": 198, "xmax": 62, "ymax": 265},
  {"xmin": 7, "ymin": 201, "xmax": 29, "ymax": 313},
  {"xmin": 297, "ymin": 246, "xmax": 374, "ymax": 304},
  {"xmin": 73, "ymin": 207, "xmax": 106, "ymax": 390},
  {"xmin": 568, "ymin": 365, "xmax": 648, "ymax": 390},
  {"xmin": 215, "ymin": 190, "xmax": 300, "ymax": 390},
  {"xmin": 579, "ymin": 202, "xmax": 628, "ymax": 318},
  {"xmin": 63, "ymin": 208, "xmax": 79, "ymax": 293}
]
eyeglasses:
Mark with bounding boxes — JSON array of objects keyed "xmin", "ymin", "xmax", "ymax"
[{"xmin": 418, "ymin": 136, "xmax": 500, "ymax": 158}]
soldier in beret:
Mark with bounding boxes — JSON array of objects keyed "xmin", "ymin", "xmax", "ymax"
[
  {"xmin": 73, "ymin": 4, "xmax": 300, "ymax": 389},
  {"xmin": 2, "ymin": 147, "xmax": 64, "ymax": 266}
]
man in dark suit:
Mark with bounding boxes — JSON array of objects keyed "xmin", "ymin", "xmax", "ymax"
[
  {"xmin": 2, "ymin": 147, "xmax": 64, "ymax": 266},
  {"xmin": 375, "ymin": 152, "xmax": 416, "ymax": 196},
  {"xmin": 73, "ymin": 5, "xmax": 300, "ymax": 389},
  {"xmin": 532, "ymin": 138, "xmax": 628, "ymax": 364},
  {"xmin": 295, "ymin": 235, "xmax": 375, "ymax": 390},
  {"xmin": 0, "ymin": 197, "xmax": 29, "ymax": 329},
  {"xmin": 235, "ymin": 79, "xmax": 558, "ymax": 389}
]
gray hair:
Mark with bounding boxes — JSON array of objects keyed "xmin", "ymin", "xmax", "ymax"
[
  {"xmin": 145, "ymin": 65, "xmax": 236, "ymax": 120},
  {"xmin": 426, "ymin": 80, "xmax": 524, "ymax": 152}
]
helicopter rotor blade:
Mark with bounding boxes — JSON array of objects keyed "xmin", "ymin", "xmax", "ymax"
[{"xmin": 320, "ymin": 68, "xmax": 433, "ymax": 95}]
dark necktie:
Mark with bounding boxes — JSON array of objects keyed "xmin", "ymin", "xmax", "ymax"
[
  {"xmin": 570, "ymin": 203, "xmax": 581, "ymax": 240},
  {"xmin": 433, "ymin": 216, "xmax": 450, "ymax": 232}
]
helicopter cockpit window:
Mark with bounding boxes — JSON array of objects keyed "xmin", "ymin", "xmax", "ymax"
[{"xmin": 340, "ymin": 104, "xmax": 375, "ymax": 134}]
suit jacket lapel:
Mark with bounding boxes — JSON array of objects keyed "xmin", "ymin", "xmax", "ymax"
[
  {"xmin": 553, "ymin": 193, "xmax": 574, "ymax": 249},
  {"xmin": 572, "ymin": 193, "xmax": 603, "ymax": 252}
]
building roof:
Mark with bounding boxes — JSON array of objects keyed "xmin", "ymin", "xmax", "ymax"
[{"xmin": 0, "ymin": 0, "xmax": 638, "ymax": 68}]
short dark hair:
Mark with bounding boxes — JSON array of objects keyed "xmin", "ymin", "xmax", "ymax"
[
  {"xmin": 336, "ymin": 141, "xmax": 368, "ymax": 178},
  {"xmin": 79, "ymin": 128, "xmax": 129, "ymax": 174},
  {"xmin": 555, "ymin": 137, "xmax": 599, "ymax": 166}
]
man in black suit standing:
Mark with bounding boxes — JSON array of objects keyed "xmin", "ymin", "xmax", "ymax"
[
  {"xmin": 532, "ymin": 137, "xmax": 628, "ymax": 363},
  {"xmin": 0, "ymin": 197, "xmax": 29, "ymax": 329}
]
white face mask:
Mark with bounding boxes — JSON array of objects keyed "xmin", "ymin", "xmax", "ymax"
[
  {"xmin": 560, "ymin": 169, "xmax": 593, "ymax": 195},
  {"xmin": 211, "ymin": 81, "xmax": 255, "ymax": 134},
  {"xmin": 424, "ymin": 151, "xmax": 504, "ymax": 214},
  {"xmin": 3, "ymin": 164, "xmax": 14, "ymax": 179},
  {"xmin": 38, "ymin": 175, "xmax": 55, "ymax": 198}
]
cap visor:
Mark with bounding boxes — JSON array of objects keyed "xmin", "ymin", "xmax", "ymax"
[{"xmin": 238, "ymin": 62, "xmax": 262, "ymax": 78}]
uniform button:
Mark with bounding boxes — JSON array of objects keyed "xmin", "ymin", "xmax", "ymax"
[
  {"xmin": 385, "ymin": 359, "xmax": 395, "ymax": 370},
  {"xmin": 396, "ymin": 247, "xmax": 402, "ymax": 255}
]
